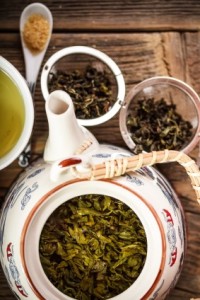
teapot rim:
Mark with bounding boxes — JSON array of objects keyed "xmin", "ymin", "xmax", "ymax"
[{"xmin": 22, "ymin": 179, "xmax": 164, "ymax": 300}]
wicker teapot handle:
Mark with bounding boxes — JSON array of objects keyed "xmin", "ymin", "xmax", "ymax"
[{"xmin": 85, "ymin": 149, "xmax": 200, "ymax": 204}]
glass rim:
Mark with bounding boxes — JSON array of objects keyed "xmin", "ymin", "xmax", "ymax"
[
  {"xmin": 0, "ymin": 56, "xmax": 34, "ymax": 170},
  {"xmin": 119, "ymin": 76, "xmax": 200, "ymax": 154}
]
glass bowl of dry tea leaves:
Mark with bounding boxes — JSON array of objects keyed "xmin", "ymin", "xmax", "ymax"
[
  {"xmin": 41, "ymin": 46, "xmax": 125, "ymax": 126},
  {"xmin": 119, "ymin": 76, "xmax": 200, "ymax": 154}
]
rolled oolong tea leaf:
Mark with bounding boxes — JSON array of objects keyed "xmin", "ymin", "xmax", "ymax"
[
  {"xmin": 126, "ymin": 98, "xmax": 193, "ymax": 154},
  {"xmin": 39, "ymin": 194, "xmax": 147, "ymax": 300},
  {"xmin": 48, "ymin": 65, "xmax": 114, "ymax": 119}
]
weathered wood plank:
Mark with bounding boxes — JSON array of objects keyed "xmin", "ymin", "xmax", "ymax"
[
  {"xmin": 183, "ymin": 32, "xmax": 200, "ymax": 94},
  {"xmin": 0, "ymin": 273, "xmax": 14, "ymax": 299},
  {"xmin": 1, "ymin": 0, "xmax": 200, "ymax": 31}
]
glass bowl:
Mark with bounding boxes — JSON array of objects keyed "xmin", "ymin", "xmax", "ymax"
[
  {"xmin": 119, "ymin": 76, "xmax": 200, "ymax": 154},
  {"xmin": 41, "ymin": 46, "xmax": 125, "ymax": 126}
]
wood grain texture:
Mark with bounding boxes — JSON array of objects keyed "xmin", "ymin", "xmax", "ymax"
[
  {"xmin": 1, "ymin": 0, "xmax": 200, "ymax": 31},
  {"xmin": 1, "ymin": 2, "xmax": 200, "ymax": 299}
]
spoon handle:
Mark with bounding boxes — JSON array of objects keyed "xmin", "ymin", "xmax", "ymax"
[
  {"xmin": 27, "ymin": 81, "xmax": 36, "ymax": 96},
  {"xmin": 18, "ymin": 81, "xmax": 35, "ymax": 168},
  {"xmin": 18, "ymin": 3, "xmax": 53, "ymax": 168},
  {"xmin": 18, "ymin": 50, "xmax": 46, "ymax": 166}
]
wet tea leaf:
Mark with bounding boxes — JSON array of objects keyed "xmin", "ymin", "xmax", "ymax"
[{"xmin": 39, "ymin": 194, "xmax": 147, "ymax": 300}]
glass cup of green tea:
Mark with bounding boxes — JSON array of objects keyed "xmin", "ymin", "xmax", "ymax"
[{"xmin": 0, "ymin": 56, "xmax": 34, "ymax": 170}]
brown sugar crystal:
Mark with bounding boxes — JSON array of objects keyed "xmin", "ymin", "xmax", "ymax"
[{"xmin": 23, "ymin": 14, "xmax": 49, "ymax": 52}]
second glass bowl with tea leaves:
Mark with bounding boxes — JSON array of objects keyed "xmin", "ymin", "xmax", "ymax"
[
  {"xmin": 41, "ymin": 46, "xmax": 125, "ymax": 126},
  {"xmin": 119, "ymin": 76, "xmax": 200, "ymax": 154}
]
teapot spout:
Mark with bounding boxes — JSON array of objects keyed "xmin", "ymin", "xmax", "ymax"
[{"xmin": 44, "ymin": 90, "xmax": 97, "ymax": 162}]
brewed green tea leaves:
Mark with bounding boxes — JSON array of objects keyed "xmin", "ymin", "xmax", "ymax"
[{"xmin": 39, "ymin": 194, "xmax": 147, "ymax": 300}]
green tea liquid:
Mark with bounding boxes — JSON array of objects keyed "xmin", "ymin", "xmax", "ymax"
[{"xmin": 0, "ymin": 69, "xmax": 25, "ymax": 158}]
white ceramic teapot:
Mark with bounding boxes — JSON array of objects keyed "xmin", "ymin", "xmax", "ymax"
[{"xmin": 1, "ymin": 90, "xmax": 199, "ymax": 300}]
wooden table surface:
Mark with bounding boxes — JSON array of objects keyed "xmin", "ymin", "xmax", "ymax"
[{"xmin": 1, "ymin": 1, "xmax": 200, "ymax": 299}]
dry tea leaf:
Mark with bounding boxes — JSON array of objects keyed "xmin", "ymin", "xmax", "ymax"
[
  {"xmin": 127, "ymin": 98, "xmax": 193, "ymax": 154},
  {"xmin": 48, "ymin": 66, "xmax": 114, "ymax": 120}
]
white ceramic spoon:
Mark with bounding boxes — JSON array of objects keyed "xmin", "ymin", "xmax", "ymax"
[
  {"xmin": 20, "ymin": 2, "xmax": 53, "ymax": 94},
  {"xmin": 18, "ymin": 3, "xmax": 53, "ymax": 167}
]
